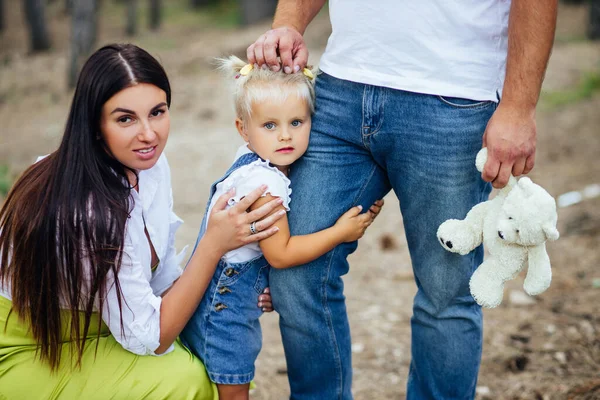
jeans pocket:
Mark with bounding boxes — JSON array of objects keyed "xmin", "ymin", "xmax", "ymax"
[
  {"xmin": 218, "ymin": 255, "xmax": 268, "ymax": 287},
  {"xmin": 218, "ymin": 260, "xmax": 253, "ymax": 287},
  {"xmin": 437, "ymin": 95, "xmax": 494, "ymax": 109}
]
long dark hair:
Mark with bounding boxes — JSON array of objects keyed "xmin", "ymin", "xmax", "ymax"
[{"xmin": 0, "ymin": 44, "xmax": 171, "ymax": 369}]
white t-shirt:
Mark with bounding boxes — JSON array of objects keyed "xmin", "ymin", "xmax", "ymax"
[
  {"xmin": 319, "ymin": 0, "xmax": 511, "ymax": 101},
  {"xmin": 0, "ymin": 154, "xmax": 185, "ymax": 356},
  {"xmin": 205, "ymin": 145, "xmax": 291, "ymax": 263}
]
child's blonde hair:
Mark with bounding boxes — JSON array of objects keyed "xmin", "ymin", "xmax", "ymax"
[{"xmin": 216, "ymin": 55, "xmax": 318, "ymax": 121}]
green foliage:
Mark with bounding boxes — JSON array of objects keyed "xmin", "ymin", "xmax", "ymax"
[
  {"xmin": 541, "ymin": 70, "xmax": 600, "ymax": 108},
  {"xmin": 102, "ymin": 0, "xmax": 242, "ymax": 32},
  {"xmin": 145, "ymin": 0, "xmax": 242, "ymax": 29},
  {"xmin": 554, "ymin": 34, "xmax": 587, "ymax": 44},
  {"xmin": 188, "ymin": 0, "xmax": 242, "ymax": 28},
  {"xmin": 0, "ymin": 165, "xmax": 12, "ymax": 197}
]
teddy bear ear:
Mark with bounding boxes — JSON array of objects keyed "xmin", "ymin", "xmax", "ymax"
[
  {"xmin": 543, "ymin": 224, "xmax": 560, "ymax": 241},
  {"xmin": 475, "ymin": 148, "xmax": 488, "ymax": 173},
  {"xmin": 518, "ymin": 177, "xmax": 533, "ymax": 188}
]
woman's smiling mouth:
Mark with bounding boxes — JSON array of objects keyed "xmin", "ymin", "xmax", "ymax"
[{"xmin": 134, "ymin": 145, "xmax": 157, "ymax": 160}]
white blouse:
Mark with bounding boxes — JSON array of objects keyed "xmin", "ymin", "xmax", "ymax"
[
  {"xmin": 0, "ymin": 153, "xmax": 186, "ymax": 356},
  {"xmin": 204, "ymin": 144, "xmax": 292, "ymax": 263}
]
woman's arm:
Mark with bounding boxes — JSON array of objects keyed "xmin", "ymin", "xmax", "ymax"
[
  {"xmin": 155, "ymin": 186, "xmax": 283, "ymax": 354},
  {"xmin": 102, "ymin": 186, "xmax": 283, "ymax": 356},
  {"xmin": 251, "ymin": 194, "xmax": 380, "ymax": 270}
]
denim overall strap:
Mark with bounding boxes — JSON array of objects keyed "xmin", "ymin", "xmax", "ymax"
[{"xmin": 190, "ymin": 151, "xmax": 262, "ymax": 257}]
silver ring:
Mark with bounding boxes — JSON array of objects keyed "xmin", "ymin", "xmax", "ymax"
[{"xmin": 250, "ymin": 221, "xmax": 258, "ymax": 235}]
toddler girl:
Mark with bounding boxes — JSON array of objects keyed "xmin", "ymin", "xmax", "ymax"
[{"xmin": 181, "ymin": 56, "xmax": 382, "ymax": 400}]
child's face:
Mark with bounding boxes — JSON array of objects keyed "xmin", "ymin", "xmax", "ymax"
[{"xmin": 236, "ymin": 94, "xmax": 311, "ymax": 174}]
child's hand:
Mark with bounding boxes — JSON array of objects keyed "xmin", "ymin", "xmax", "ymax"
[
  {"xmin": 335, "ymin": 205, "xmax": 376, "ymax": 242},
  {"xmin": 368, "ymin": 199, "xmax": 385, "ymax": 219},
  {"xmin": 258, "ymin": 287, "xmax": 274, "ymax": 312}
]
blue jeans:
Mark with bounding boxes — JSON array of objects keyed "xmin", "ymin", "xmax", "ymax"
[
  {"xmin": 181, "ymin": 256, "xmax": 269, "ymax": 384},
  {"xmin": 271, "ymin": 72, "xmax": 496, "ymax": 399}
]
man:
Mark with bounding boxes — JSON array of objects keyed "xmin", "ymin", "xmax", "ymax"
[{"xmin": 247, "ymin": 1, "xmax": 557, "ymax": 398}]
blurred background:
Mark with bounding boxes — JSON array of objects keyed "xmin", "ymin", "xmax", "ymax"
[{"xmin": 1, "ymin": 1, "xmax": 599, "ymax": 399}]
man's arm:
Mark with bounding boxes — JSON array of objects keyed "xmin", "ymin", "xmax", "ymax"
[
  {"xmin": 247, "ymin": 0, "xmax": 327, "ymax": 73},
  {"xmin": 272, "ymin": 0, "xmax": 327, "ymax": 34},
  {"xmin": 482, "ymin": 0, "xmax": 558, "ymax": 188}
]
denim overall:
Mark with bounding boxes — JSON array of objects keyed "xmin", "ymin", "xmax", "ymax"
[{"xmin": 181, "ymin": 152, "xmax": 270, "ymax": 385}]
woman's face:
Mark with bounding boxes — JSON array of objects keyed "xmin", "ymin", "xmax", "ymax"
[{"xmin": 100, "ymin": 83, "xmax": 170, "ymax": 180}]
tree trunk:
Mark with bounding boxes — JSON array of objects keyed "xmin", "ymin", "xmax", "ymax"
[
  {"xmin": 65, "ymin": 0, "xmax": 74, "ymax": 15},
  {"xmin": 239, "ymin": 0, "xmax": 277, "ymax": 26},
  {"xmin": 0, "ymin": 0, "xmax": 4, "ymax": 33},
  {"xmin": 149, "ymin": 0, "xmax": 160, "ymax": 31},
  {"xmin": 589, "ymin": 0, "xmax": 600, "ymax": 40},
  {"xmin": 23, "ymin": 0, "xmax": 51, "ymax": 52},
  {"xmin": 69, "ymin": 0, "xmax": 98, "ymax": 88},
  {"xmin": 126, "ymin": 0, "xmax": 137, "ymax": 36}
]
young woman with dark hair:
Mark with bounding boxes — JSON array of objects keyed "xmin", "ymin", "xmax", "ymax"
[{"xmin": 0, "ymin": 43, "xmax": 282, "ymax": 399}]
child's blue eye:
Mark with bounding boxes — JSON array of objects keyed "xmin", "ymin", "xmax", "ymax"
[
  {"xmin": 264, "ymin": 122, "xmax": 276, "ymax": 130},
  {"xmin": 291, "ymin": 120, "xmax": 302, "ymax": 127}
]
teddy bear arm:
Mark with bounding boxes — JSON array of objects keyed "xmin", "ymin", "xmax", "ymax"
[
  {"xmin": 437, "ymin": 202, "xmax": 490, "ymax": 255},
  {"xmin": 523, "ymin": 243, "xmax": 552, "ymax": 296}
]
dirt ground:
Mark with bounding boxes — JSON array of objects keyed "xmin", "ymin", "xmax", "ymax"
[{"xmin": 1, "ymin": 3, "xmax": 599, "ymax": 399}]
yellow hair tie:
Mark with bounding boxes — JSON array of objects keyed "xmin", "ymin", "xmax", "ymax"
[
  {"xmin": 240, "ymin": 64, "xmax": 254, "ymax": 76},
  {"xmin": 302, "ymin": 68, "xmax": 314, "ymax": 80}
]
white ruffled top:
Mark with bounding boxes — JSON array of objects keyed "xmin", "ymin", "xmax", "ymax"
[
  {"xmin": 0, "ymin": 153, "xmax": 185, "ymax": 357},
  {"xmin": 205, "ymin": 144, "xmax": 292, "ymax": 263}
]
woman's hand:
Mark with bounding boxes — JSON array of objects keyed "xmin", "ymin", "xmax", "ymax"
[
  {"xmin": 204, "ymin": 185, "xmax": 286, "ymax": 255},
  {"xmin": 258, "ymin": 287, "xmax": 274, "ymax": 312}
]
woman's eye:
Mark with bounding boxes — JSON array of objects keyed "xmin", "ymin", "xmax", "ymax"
[
  {"xmin": 508, "ymin": 217, "xmax": 513, "ymax": 220},
  {"xmin": 264, "ymin": 122, "xmax": 276, "ymax": 130},
  {"xmin": 118, "ymin": 116, "xmax": 133, "ymax": 124},
  {"xmin": 291, "ymin": 120, "xmax": 302, "ymax": 127},
  {"xmin": 151, "ymin": 109, "xmax": 165, "ymax": 117}
]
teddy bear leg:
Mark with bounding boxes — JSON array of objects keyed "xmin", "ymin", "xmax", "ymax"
[
  {"xmin": 469, "ymin": 259, "xmax": 506, "ymax": 308},
  {"xmin": 523, "ymin": 244, "xmax": 552, "ymax": 296}
]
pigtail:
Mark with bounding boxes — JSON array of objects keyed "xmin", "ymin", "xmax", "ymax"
[
  {"xmin": 216, "ymin": 53, "xmax": 318, "ymax": 118},
  {"xmin": 215, "ymin": 55, "xmax": 247, "ymax": 79}
]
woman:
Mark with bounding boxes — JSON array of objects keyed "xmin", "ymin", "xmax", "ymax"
[{"xmin": 0, "ymin": 44, "xmax": 282, "ymax": 399}]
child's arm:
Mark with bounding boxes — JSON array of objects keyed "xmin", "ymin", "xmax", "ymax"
[{"xmin": 250, "ymin": 194, "xmax": 376, "ymax": 269}]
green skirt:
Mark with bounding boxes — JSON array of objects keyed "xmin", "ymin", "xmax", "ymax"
[{"xmin": 0, "ymin": 296, "xmax": 217, "ymax": 400}]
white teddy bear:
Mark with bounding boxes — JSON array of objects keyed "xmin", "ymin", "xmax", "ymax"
[{"xmin": 437, "ymin": 148, "xmax": 559, "ymax": 308}]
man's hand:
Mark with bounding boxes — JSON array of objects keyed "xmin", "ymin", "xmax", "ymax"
[
  {"xmin": 483, "ymin": 0, "xmax": 557, "ymax": 189},
  {"xmin": 481, "ymin": 103, "xmax": 536, "ymax": 189},
  {"xmin": 247, "ymin": 26, "xmax": 308, "ymax": 74}
]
